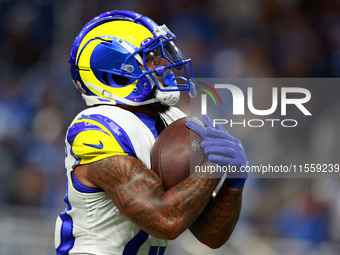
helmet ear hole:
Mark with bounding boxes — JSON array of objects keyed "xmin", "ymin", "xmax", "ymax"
[
  {"xmin": 111, "ymin": 74, "xmax": 130, "ymax": 85},
  {"xmin": 103, "ymin": 72, "xmax": 111, "ymax": 85},
  {"xmin": 103, "ymin": 72, "xmax": 130, "ymax": 86}
]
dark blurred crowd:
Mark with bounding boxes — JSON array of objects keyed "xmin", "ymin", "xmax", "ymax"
[{"xmin": 0, "ymin": 0, "xmax": 339, "ymax": 253}]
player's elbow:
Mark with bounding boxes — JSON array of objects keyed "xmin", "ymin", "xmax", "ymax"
[
  {"xmin": 151, "ymin": 222, "xmax": 184, "ymax": 240},
  {"xmin": 205, "ymin": 241, "xmax": 225, "ymax": 249},
  {"xmin": 200, "ymin": 237, "xmax": 230, "ymax": 249},
  {"xmin": 161, "ymin": 226, "xmax": 184, "ymax": 240},
  {"xmin": 159, "ymin": 231, "xmax": 180, "ymax": 241},
  {"xmin": 150, "ymin": 231, "xmax": 180, "ymax": 241}
]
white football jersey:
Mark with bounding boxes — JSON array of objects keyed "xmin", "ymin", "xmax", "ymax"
[{"xmin": 55, "ymin": 105, "xmax": 186, "ymax": 255}]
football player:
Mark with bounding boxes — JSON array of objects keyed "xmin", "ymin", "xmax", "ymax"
[{"xmin": 55, "ymin": 10, "xmax": 248, "ymax": 255}]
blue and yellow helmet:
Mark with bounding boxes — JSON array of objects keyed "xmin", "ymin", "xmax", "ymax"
[{"xmin": 69, "ymin": 10, "xmax": 196, "ymax": 106}]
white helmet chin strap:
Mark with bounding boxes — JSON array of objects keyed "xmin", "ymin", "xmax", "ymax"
[{"xmin": 84, "ymin": 81, "xmax": 180, "ymax": 107}]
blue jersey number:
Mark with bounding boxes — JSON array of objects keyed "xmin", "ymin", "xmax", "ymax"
[
  {"xmin": 123, "ymin": 230, "xmax": 167, "ymax": 255},
  {"xmin": 148, "ymin": 246, "xmax": 166, "ymax": 255}
]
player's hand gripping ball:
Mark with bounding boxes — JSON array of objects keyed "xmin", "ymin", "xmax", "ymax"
[
  {"xmin": 187, "ymin": 115, "xmax": 248, "ymax": 189},
  {"xmin": 151, "ymin": 117, "xmax": 206, "ymax": 191}
]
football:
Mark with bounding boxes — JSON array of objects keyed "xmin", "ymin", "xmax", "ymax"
[{"xmin": 151, "ymin": 117, "xmax": 206, "ymax": 191}]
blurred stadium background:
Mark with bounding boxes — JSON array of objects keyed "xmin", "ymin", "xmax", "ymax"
[{"xmin": 0, "ymin": 0, "xmax": 339, "ymax": 254}]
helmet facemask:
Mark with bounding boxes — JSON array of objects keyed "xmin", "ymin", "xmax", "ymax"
[{"xmin": 136, "ymin": 25, "xmax": 196, "ymax": 99}]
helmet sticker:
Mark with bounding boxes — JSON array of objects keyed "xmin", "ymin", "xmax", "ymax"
[
  {"xmin": 141, "ymin": 38, "xmax": 152, "ymax": 46},
  {"xmin": 76, "ymin": 80, "xmax": 86, "ymax": 93}
]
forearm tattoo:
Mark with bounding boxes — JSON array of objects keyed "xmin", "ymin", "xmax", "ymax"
[
  {"xmin": 87, "ymin": 155, "xmax": 220, "ymax": 237},
  {"xmin": 190, "ymin": 184, "xmax": 243, "ymax": 245}
]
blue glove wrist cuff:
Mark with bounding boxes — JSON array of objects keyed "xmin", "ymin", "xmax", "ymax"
[{"xmin": 225, "ymin": 178, "xmax": 246, "ymax": 189}]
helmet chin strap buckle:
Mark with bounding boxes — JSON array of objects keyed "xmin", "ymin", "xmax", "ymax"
[
  {"xmin": 82, "ymin": 94, "xmax": 117, "ymax": 106},
  {"xmin": 102, "ymin": 90, "xmax": 113, "ymax": 98},
  {"xmin": 85, "ymin": 81, "xmax": 170, "ymax": 106}
]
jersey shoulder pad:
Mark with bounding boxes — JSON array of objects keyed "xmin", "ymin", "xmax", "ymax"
[{"xmin": 67, "ymin": 113, "xmax": 136, "ymax": 165}]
